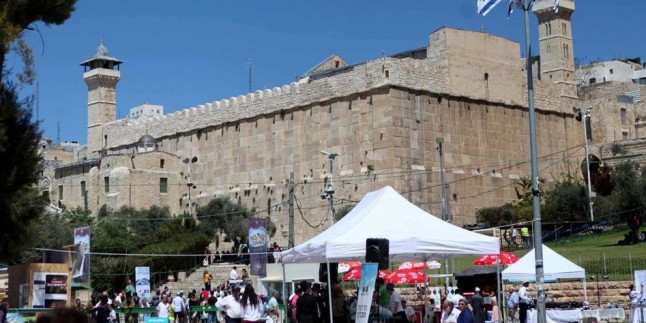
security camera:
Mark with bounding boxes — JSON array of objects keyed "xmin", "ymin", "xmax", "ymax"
[
  {"xmin": 325, "ymin": 185, "xmax": 335, "ymax": 195},
  {"xmin": 321, "ymin": 193, "xmax": 328, "ymax": 200}
]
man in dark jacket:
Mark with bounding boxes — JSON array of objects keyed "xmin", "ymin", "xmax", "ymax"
[
  {"xmin": 470, "ymin": 287, "xmax": 486, "ymax": 323},
  {"xmin": 90, "ymin": 295, "xmax": 111, "ymax": 323},
  {"xmin": 457, "ymin": 299, "xmax": 474, "ymax": 323},
  {"xmin": 297, "ymin": 281, "xmax": 319, "ymax": 323}
]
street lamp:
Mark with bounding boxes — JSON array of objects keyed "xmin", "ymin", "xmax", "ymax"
[
  {"xmin": 574, "ymin": 107, "xmax": 594, "ymax": 222},
  {"xmin": 183, "ymin": 156, "xmax": 198, "ymax": 216},
  {"xmin": 320, "ymin": 151, "xmax": 338, "ymax": 226}
]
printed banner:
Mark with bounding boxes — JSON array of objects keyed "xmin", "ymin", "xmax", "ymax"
[
  {"xmin": 356, "ymin": 263, "xmax": 378, "ymax": 323},
  {"xmin": 636, "ymin": 270, "xmax": 646, "ymax": 301},
  {"xmin": 248, "ymin": 218, "xmax": 267, "ymax": 277},
  {"xmin": 33, "ymin": 272, "xmax": 68, "ymax": 308},
  {"xmin": 73, "ymin": 226, "xmax": 90, "ymax": 285},
  {"xmin": 136, "ymin": 266, "xmax": 151, "ymax": 301}
]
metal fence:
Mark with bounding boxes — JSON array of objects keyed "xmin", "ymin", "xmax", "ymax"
[{"xmin": 576, "ymin": 254, "xmax": 646, "ymax": 281}]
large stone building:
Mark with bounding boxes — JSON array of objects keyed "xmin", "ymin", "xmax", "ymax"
[{"xmin": 46, "ymin": 0, "xmax": 644, "ymax": 246}]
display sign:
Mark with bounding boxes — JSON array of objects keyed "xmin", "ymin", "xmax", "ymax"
[
  {"xmin": 356, "ymin": 263, "xmax": 378, "ymax": 323},
  {"xmin": 33, "ymin": 272, "xmax": 68, "ymax": 308},
  {"xmin": 248, "ymin": 218, "xmax": 267, "ymax": 276},
  {"xmin": 73, "ymin": 226, "xmax": 91, "ymax": 286},
  {"xmin": 136, "ymin": 266, "xmax": 151, "ymax": 301},
  {"xmin": 636, "ymin": 270, "xmax": 646, "ymax": 301}
]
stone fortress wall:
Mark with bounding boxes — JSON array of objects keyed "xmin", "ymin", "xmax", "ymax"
[{"xmin": 47, "ymin": 28, "xmax": 584, "ymax": 246}]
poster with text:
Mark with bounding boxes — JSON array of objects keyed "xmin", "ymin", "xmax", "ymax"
[
  {"xmin": 356, "ymin": 263, "xmax": 378, "ymax": 323},
  {"xmin": 136, "ymin": 266, "xmax": 151, "ymax": 301},
  {"xmin": 73, "ymin": 226, "xmax": 91, "ymax": 285},
  {"xmin": 32, "ymin": 272, "xmax": 68, "ymax": 308},
  {"xmin": 636, "ymin": 270, "xmax": 646, "ymax": 301},
  {"xmin": 248, "ymin": 218, "xmax": 267, "ymax": 277}
]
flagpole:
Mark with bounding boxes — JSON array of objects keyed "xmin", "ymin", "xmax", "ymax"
[{"xmin": 521, "ymin": 2, "xmax": 546, "ymax": 323}]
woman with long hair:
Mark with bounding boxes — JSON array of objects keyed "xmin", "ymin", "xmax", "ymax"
[{"xmin": 240, "ymin": 284, "xmax": 263, "ymax": 323}]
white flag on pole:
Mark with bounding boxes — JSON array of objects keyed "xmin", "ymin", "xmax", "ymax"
[
  {"xmin": 553, "ymin": 0, "xmax": 560, "ymax": 13},
  {"xmin": 478, "ymin": 0, "xmax": 504, "ymax": 16}
]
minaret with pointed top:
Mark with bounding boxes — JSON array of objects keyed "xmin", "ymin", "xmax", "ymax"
[
  {"xmin": 533, "ymin": 0, "xmax": 576, "ymax": 96},
  {"xmin": 81, "ymin": 41, "xmax": 122, "ymax": 157}
]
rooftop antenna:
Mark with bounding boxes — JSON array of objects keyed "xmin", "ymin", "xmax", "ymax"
[
  {"xmin": 57, "ymin": 121, "xmax": 60, "ymax": 145},
  {"xmin": 36, "ymin": 81, "xmax": 39, "ymax": 124},
  {"xmin": 247, "ymin": 57, "xmax": 253, "ymax": 93}
]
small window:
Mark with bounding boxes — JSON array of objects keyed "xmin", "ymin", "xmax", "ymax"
[
  {"xmin": 622, "ymin": 131, "xmax": 630, "ymax": 140},
  {"xmin": 160, "ymin": 178, "xmax": 168, "ymax": 193},
  {"xmin": 609, "ymin": 69, "xmax": 614, "ymax": 74},
  {"xmin": 484, "ymin": 73, "xmax": 489, "ymax": 89},
  {"xmin": 80, "ymin": 181, "xmax": 86, "ymax": 197},
  {"xmin": 104, "ymin": 135, "xmax": 108, "ymax": 147},
  {"xmin": 59, "ymin": 185, "xmax": 64, "ymax": 200},
  {"xmin": 621, "ymin": 108, "xmax": 627, "ymax": 125},
  {"xmin": 104, "ymin": 176, "xmax": 110, "ymax": 193},
  {"xmin": 160, "ymin": 159, "xmax": 165, "ymax": 169}
]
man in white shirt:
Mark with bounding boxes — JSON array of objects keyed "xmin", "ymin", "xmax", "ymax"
[
  {"xmin": 216, "ymin": 285, "xmax": 243, "ymax": 323},
  {"xmin": 156, "ymin": 295, "xmax": 170, "ymax": 318},
  {"xmin": 230, "ymin": 266, "xmax": 239, "ymax": 280},
  {"xmin": 518, "ymin": 281, "xmax": 532, "ymax": 323},
  {"xmin": 387, "ymin": 283, "xmax": 406, "ymax": 321},
  {"xmin": 173, "ymin": 291, "xmax": 187, "ymax": 323},
  {"xmin": 267, "ymin": 291, "xmax": 280, "ymax": 316}
]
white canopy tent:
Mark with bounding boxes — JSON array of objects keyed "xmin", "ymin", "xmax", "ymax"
[
  {"xmin": 502, "ymin": 245, "xmax": 587, "ymax": 301},
  {"xmin": 281, "ymin": 185, "xmax": 500, "ymax": 263}
]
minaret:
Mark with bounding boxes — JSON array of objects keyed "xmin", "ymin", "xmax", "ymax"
[
  {"xmin": 533, "ymin": 0, "xmax": 576, "ymax": 96},
  {"xmin": 80, "ymin": 41, "xmax": 122, "ymax": 157}
]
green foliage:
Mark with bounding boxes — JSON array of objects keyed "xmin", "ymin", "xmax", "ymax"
[
  {"xmin": 0, "ymin": 82, "xmax": 47, "ymax": 262},
  {"xmin": 335, "ymin": 204, "xmax": 356, "ymax": 222},
  {"xmin": 542, "ymin": 179, "xmax": 588, "ymax": 223},
  {"xmin": 476, "ymin": 203, "xmax": 515, "ymax": 227},
  {"xmin": 197, "ymin": 196, "xmax": 274, "ymax": 251}
]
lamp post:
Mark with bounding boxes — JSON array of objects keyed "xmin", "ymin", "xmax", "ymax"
[
  {"xmin": 183, "ymin": 156, "xmax": 198, "ymax": 217},
  {"xmin": 320, "ymin": 151, "xmax": 338, "ymax": 226},
  {"xmin": 574, "ymin": 107, "xmax": 594, "ymax": 222}
]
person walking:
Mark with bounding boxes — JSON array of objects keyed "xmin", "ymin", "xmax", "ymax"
[
  {"xmin": 506, "ymin": 286, "xmax": 519, "ymax": 323},
  {"xmin": 240, "ymin": 284, "xmax": 264, "ymax": 323},
  {"xmin": 216, "ymin": 285, "xmax": 243, "ymax": 323},
  {"xmin": 296, "ymin": 281, "xmax": 319, "ymax": 323},
  {"xmin": 204, "ymin": 270, "xmax": 213, "ymax": 291},
  {"xmin": 457, "ymin": 300, "xmax": 474, "ymax": 323},
  {"xmin": 518, "ymin": 281, "xmax": 532, "ymax": 323},
  {"xmin": 470, "ymin": 288, "xmax": 485, "ymax": 323},
  {"xmin": 173, "ymin": 291, "xmax": 188, "ymax": 323}
]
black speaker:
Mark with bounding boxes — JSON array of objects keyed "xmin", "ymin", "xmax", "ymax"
[
  {"xmin": 366, "ymin": 238, "xmax": 389, "ymax": 270},
  {"xmin": 318, "ymin": 262, "xmax": 338, "ymax": 283}
]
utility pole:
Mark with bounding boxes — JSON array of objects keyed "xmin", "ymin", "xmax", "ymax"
[
  {"xmin": 184, "ymin": 156, "xmax": 198, "ymax": 218},
  {"xmin": 574, "ymin": 107, "xmax": 595, "ymax": 222},
  {"xmin": 288, "ymin": 172, "xmax": 295, "ymax": 248},
  {"xmin": 521, "ymin": 1, "xmax": 546, "ymax": 323},
  {"xmin": 321, "ymin": 151, "xmax": 338, "ymax": 226},
  {"xmin": 437, "ymin": 137, "xmax": 451, "ymax": 286},
  {"xmin": 248, "ymin": 58, "xmax": 253, "ymax": 93}
]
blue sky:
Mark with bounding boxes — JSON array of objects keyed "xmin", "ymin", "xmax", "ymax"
[{"xmin": 12, "ymin": 0, "xmax": 646, "ymax": 144}]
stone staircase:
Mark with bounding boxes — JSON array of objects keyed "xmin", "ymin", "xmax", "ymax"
[{"xmin": 158, "ymin": 262, "xmax": 250, "ymax": 294}]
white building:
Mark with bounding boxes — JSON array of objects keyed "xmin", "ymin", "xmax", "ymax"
[{"xmin": 577, "ymin": 59, "xmax": 646, "ymax": 87}]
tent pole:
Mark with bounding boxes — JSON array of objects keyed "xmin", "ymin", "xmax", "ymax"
[
  {"xmin": 282, "ymin": 262, "xmax": 288, "ymax": 308},
  {"xmin": 497, "ymin": 258, "xmax": 502, "ymax": 323},
  {"xmin": 583, "ymin": 276, "xmax": 588, "ymax": 303},
  {"xmin": 327, "ymin": 261, "xmax": 334, "ymax": 323}
]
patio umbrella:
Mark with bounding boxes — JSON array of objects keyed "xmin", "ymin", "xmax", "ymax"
[
  {"xmin": 386, "ymin": 270, "xmax": 431, "ymax": 284},
  {"xmin": 397, "ymin": 260, "xmax": 442, "ymax": 271},
  {"xmin": 338, "ymin": 261, "xmax": 362, "ymax": 273},
  {"xmin": 342, "ymin": 268, "xmax": 391, "ymax": 281},
  {"xmin": 473, "ymin": 251, "xmax": 519, "ymax": 266}
]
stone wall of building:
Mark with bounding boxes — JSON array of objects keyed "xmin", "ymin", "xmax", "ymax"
[{"xmin": 53, "ymin": 27, "xmax": 585, "ymax": 246}]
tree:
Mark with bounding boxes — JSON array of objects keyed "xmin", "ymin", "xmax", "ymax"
[
  {"xmin": 0, "ymin": 82, "xmax": 48, "ymax": 262},
  {"xmin": 0, "ymin": 0, "xmax": 77, "ymax": 263},
  {"xmin": 608, "ymin": 162, "xmax": 645, "ymax": 244},
  {"xmin": 542, "ymin": 179, "xmax": 589, "ymax": 223},
  {"xmin": 197, "ymin": 196, "xmax": 276, "ymax": 252}
]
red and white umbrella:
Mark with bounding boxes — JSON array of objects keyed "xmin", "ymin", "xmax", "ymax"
[
  {"xmin": 386, "ymin": 270, "xmax": 431, "ymax": 284},
  {"xmin": 473, "ymin": 251, "xmax": 519, "ymax": 266},
  {"xmin": 338, "ymin": 261, "xmax": 362, "ymax": 273},
  {"xmin": 342, "ymin": 268, "xmax": 391, "ymax": 281},
  {"xmin": 397, "ymin": 261, "xmax": 441, "ymax": 271}
]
